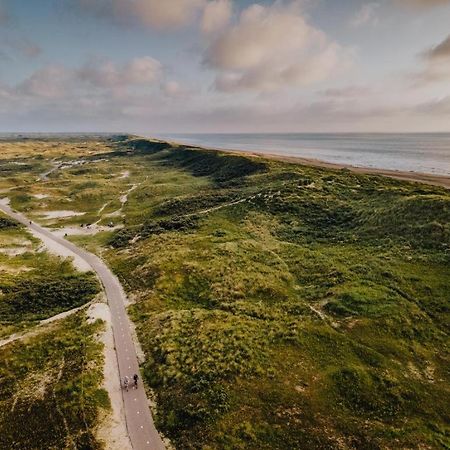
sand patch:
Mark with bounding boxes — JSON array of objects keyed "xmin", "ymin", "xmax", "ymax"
[
  {"xmin": 52, "ymin": 224, "xmax": 122, "ymax": 237},
  {"xmin": 98, "ymin": 202, "xmax": 110, "ymax": 214},
  {"xmin": 0, "ymin": 237, "xmax": 33, "ymax": 256},
  {"xmin": 0, "ymin": 247, "xmax": 31, "ymax": 256},
  {"xmin": 120, "ymin": 184, "xmax": 138, "ymax": 205},
  {"xmin": 0, "ymin": 264, "xmax": 32, "ymax": 274},
  {"xmin": 40, "ymin": 210, "xmax": 86, "ymax": 219},
  {"xmin": 32, "ymin": 231, "xmax": 91, "ymax": 272},
  {"xmin": 33, "ymin": 194, "xmax": 49, "ymax": 200},
  {"xmin": 88, "ymin": 302, "xmax": 132, "ymax": 450},
  {"xmin": 103, "ymin": 184, "xmax": 138, "ymax": 219}
]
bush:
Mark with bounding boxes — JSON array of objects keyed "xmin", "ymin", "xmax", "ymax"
[
  {"xmin": 128, "ymin": 139, "xmax": 169, "ymax": 154},
  {"xmin": 108, "ymin": 216, "xmax": 199, "ymax": 248},
  {"xmin": 107, "ymin": 228, "xmax": 137, "ymax": 248},
  {"xmin": 0, "ymin": 217, "xmax": 20, "ymax": 229},
  {"xmin": 331, "ymin": 366, "xmax": 407, "ymax": 419}
]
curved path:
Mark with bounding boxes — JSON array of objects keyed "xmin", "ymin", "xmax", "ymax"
[{"xmin": 0, "ymin": 201, "xmax": 165, "ymax": 450}]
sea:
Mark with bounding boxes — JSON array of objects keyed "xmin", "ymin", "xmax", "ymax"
[{"xmin": 152, "ymin": 133, "xmax": 450, "ymax": 177}]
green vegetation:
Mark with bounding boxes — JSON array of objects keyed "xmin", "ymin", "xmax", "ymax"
[
  {"xmin": 105, "ymin": 141, "xmax": 449, "ymax": 449},
  {"xmin": 0, "ymin": 313, "xmax": 108, "ymax": 449},
  {"xmin": 1, "ymin": 136, "xmax": 449, "ymax": 449},
  {"xmin": 0, "ymin": 271, "xmax": 98, "ymax": 322},
  {"xmin": 0, "ymin": 216, "xmax": 19, "ymax": 229},
  {"xmin": 0, "ymin": 196, "xmax": 105, "ymax": 449},
  {"xmin": 0, "ymin": 218, "xmax": 100, "ymax": 337}
]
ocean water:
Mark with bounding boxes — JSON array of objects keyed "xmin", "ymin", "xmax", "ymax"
[{"xmin": 153, "ymin": 133, "xmax": 450, "ymax": 177}]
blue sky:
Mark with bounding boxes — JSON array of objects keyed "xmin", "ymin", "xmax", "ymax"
[{"xmin": 0, "ymin": 0, "xmax": 449, "ymax": 132}]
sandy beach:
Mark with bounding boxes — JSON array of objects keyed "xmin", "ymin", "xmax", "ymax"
[{"xmin": 235, "ymin": 150, "xmax": 450, "ymax": 189}]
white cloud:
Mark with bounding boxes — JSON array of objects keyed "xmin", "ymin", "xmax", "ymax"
[
  {"xmin": 78, "ymin": 57, "xmax": 163, "ymax": 89},
  {"xmin": 0, "ymin": 56, "xmax": 191, "ymax": 130},
  {"xmin": 7, "ymin": 56, "xmax": 179, "ymax": 106},
  {"xmin": 17, "ymin": 66, "xmax": 73, "ymax": 98},
  {"xmin": 350, "ymin": 2, "xmax": 380, "ymax": 28},
  {"xmin": 205, "ymin": 2, "xmax": 349, "ymax": 92},
  {"xmin": 162, "ymin": 80, "xmax": 189, "ymax": 98},
  {"xmin": 201, "ymin": 0, "xmax": 232, "ymax": 34}
]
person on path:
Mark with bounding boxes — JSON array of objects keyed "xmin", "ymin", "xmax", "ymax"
[
  {"xmin": 124, "ymin": 376, "xmax": 129, "ymax": 392},
  {"xmin": 133, "ymin": 373, "xmax": 139, "ymax": 389}
]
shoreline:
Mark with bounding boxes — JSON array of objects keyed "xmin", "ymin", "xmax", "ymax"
[
  {"xmin": 230, "ymin": 149, "xmax": 450, "ymax": 189},
  {"xmin": 151, "ymin": 137, "xmax": 450, "ymax": 189}
]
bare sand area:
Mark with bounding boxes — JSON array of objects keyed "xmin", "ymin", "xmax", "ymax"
[
  {"xmin": 32, "ymin": 229, "xmax": 91, "ymax": 272},
  {"xmin": 40, "ymin": 210, "xmax": 86, "ymax": 220}
]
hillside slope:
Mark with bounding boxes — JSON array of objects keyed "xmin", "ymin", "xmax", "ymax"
[
  {"xmin": 1, "ymin": 136, "xmax": 448, "ymax": 449},
  {"xmin": 102, "ymin": 139, "xmax": 449, "ymax": 450}
]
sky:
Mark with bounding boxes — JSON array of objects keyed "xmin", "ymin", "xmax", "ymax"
[{"xmin": 0, "ymin": 0, "xmax": 449, "ymax": 133}]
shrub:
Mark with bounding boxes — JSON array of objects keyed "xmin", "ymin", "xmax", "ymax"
[{"xmin": 0, "ymin": 217, "xmax": 20, "ymax": 229}]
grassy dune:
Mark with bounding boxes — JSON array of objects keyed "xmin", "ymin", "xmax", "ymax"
[
  {"xmin": 99, "ymin": 139, "xmax": 448, "ymax": 449},
  {"xmin": 0, "ymin": 313, "xmax": 108, "ymax": 449},
  {"xmin": 1, "ymin": 136, "xmax": 449, "ymax": 449}
]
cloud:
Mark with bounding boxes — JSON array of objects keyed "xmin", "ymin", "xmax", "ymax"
[
  {"xmin": 394, "ymin": 0, "xmax": 450, "ymax": 8},
  {"xmin": 15, "ymin": 40, "xmax": 42, "ymax": 58},
  {"xmin": 320, "ymin": 85, "xmax": 375, "ymax": 98},
  {"xmin": 122, "ymin": 0, "xmax": 207, "ymax": 28},
  {"xmin": 201, "ymin": 0, "xmax": 232, "ymax": 34},
  {"xmin": 1, "ymin": 55, "xmax": 184, "ymax": 125},
  {"xmin": 9, "ymin": 57, "xmax": 165, "ymax": 101},
  {"xmin": 411, "ymin": 35, "xmax": 450, "ymax": 85},
  {"xmin": 162, "ymin": 80, "xmax": 190, "ymax": 98},
  {"xmin": 417, "ymin": 96, "xmax": 450, "ymax": 114},
  {"xmin": 78, "ymin": 57, "xmax": 163, "ymax": 89},
  {"xmin": 0, "ymin": 0, "xmax": 10, "ymax": 26},
  {"xmin": 350, "ymin": 3, "xmax": 380, "ymax": 28},
  {"xmin": 3, "ymin": 37, "xmax": 42, "ymax": 59},
  {"xmin": 423, "ymin": 35, "xmax": 450, "ymax": 60},
  {"xmin": 17, "ymin": 66, "xmax": 74, "ymax": 99},
  {"xmin": 205, "ymin": 2, "xmax": 349, "ymax": 92},
  {"xmin": 73, "ymin": 0, "xmax": 208, "ymax": 29}
]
